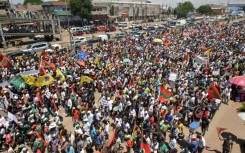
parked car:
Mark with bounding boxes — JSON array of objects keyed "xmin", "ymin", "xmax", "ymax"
[
  {"xmin": 87, "ymin": 37, "xmax": 102, "ymax": 45},
  {"xmin": 71, "ymin": 39, "xmax": 86, "ymax": 47},
  {"xmin": 129, "ymin": 24, "xmax": 137, "ymax": 29},
  {"xmin": 21, "ymin": 42, "xmax": 52, "ymax": 53},
  {"xmin": 97, "ymin": 26, "xmax": 107, "ymax": 31},
  {"xmin": 135, "ymin": 25, "xmax": 143, "ymax": 30},
  {"xmin": 83, "ymin": 26, "xmax": 91, "ymax": 32},
  {"xmin": 70, "ymin": 27, "xmax": 82, "ymax": 33},
  {"xmin": 6, "ymin": 51, "xmax": 33, "ymax": 60},
  {"xmin": 106, "ymin": 26, "xmax": 116, "ymax": 32},
  {"xmin": 72, "ymin": 30, "xmax": 84, "ymax": 36},
  {"xmin": 148, "ymin": 18, "xmax": 154, "ymax": 22},
  {"xmin": 119, "ymin": 24, "xmax": 129, "ymax": 30},
  {"xmin": 34, "ymin": 34, "xmax": 45, "ymax": 40},
  {"xmin": 76, "ymin": 37, "xmax": 87, "ymax": 43},
  {"xmin": 86, "ymin": 26, "xmax": 98, "ymax": 33}
]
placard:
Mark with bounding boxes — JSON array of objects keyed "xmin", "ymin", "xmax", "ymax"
[{"xmin": 169, "ymin": 73, "xmax": 177, "ymax": 81}]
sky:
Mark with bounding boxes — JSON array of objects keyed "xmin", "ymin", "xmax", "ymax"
[{"xmin": 11, "ymin": 0, "xmax": 245, "ymax": 8}]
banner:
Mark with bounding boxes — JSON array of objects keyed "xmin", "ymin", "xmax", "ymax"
[{"xmin": 8, "ymin": 112, "xmax": 18, "ymax": 123}]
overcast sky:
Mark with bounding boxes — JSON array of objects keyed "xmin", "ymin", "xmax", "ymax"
[{"xmin": 12, "ymin": 0, "xmax": 245, "ymax": 8}]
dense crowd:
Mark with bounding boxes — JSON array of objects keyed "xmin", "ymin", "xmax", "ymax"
[{"xmin": 0, "ymin": 20, "xmax": 244, "ymax": 153}]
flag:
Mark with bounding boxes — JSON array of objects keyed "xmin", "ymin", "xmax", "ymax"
[
  {"xmin": 76, "ymin": 60, "xmax": 85, "ymax": 67},
  {"xmin": 207, "ymin": 84, "xmax": 221, "ymax": 100},
  {"xmin": 106, "ymin": 129, "xmax": 116, "ymax": 148},
  {"xmin": 39, "ymin": 67, "xmax": 47, "ymax": 76},
  {"xmin": 159, "ymin": 87, "xmax": 173, "ymax": 103},
  {"xmin": 34, "ymin": 74, "xmax": 54, "ymax": 87},
  {"xmin": 10, "ymin": 75, "xmax": 26, "ymax": 91},
  {"xmin": 140, "ymin": 135, "xmax": 151, "ymax": 153},
  {"xmin": 206, "ymin": 49, "xmax": 211, "ymax": 57},
  {"xmin": 56, "ymin": 68, "xmax": 65, "ymax": 81},
  {"xmin": 94, "ymin": 56, "xmax": 100, "ymax": 65},
  {"xmin": 20, "ymin": 75, "xmax": 36, "ymax": 85},
  {"xmin": 80, "ymin": 76, "xmax": 93, "ymax": 85},
  {"xmin": 40, "ymin": 60, "xmax": 56, "ymax": 71},
  {"xmin": 0, "ymin": 54, "xmax": 12, "ymax": 68},
  {"xmin": 78, "ymin": 51, "xmax": 87, "ymax": 61},
  {"xmin": 217, "ymin": 127, "xmax": 227, "ymax": 135},
  {"xmin": 129, "ymin": 75, "xmax": 134, "ymax": 87}
]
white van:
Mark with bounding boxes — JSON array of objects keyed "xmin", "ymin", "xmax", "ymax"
[
  {"xmin": 97, "ymin": 35, "xmax": 108, "ymax": 41},
  {"xmin": 70, "ymin": 27, "xmax": 82, "ymax": 33},
  {"xmin": 176, "ymin": 20, "xmax": 187, "ymax": 27}
]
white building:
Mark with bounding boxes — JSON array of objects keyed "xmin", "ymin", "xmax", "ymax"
[{"xmin": 92, "ymin": 0, "xmax": 162, "ymax": 21}]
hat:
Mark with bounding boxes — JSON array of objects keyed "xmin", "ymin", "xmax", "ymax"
[
  {"xmin": 84, "ymin": 118, "xmax": 88, "ymax": 122},
  {"xmin": 87, "ymin": 110, "xmax": 91, "ymax": 114}
]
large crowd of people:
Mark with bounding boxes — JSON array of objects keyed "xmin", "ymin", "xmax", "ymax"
[{"xmin": 0, "ymin": 20, "xmax": 244, "ymax": 153}]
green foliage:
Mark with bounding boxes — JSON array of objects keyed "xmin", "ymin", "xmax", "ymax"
[
  {"xmin": 70, "ymin": 0, "xmax": 93, "ymax": 20},
  {"xmin": 197, "ymin": 5, "xmax": 213, "ymax": 15},
  {"xmin": 238, "ymin": 102, "xmax": 245, "ymax": 112},
  {"xmin": 23, "ymin": 0, "xmax": 43, "ymax": 5},
  {"xmin": 109, "ymin": 5, "xmax": 115, "ymax": 16},
  {"xmin": 174, "ymin": 1, "xmax": 195, "ymax": 18}
]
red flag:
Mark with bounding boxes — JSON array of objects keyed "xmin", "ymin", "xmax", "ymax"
[
  {"xmin": 207, "ymin": 85, "xmax": 221, "ymax": 100},
  {"xmin": 106, "ymin": 129, "xmax": 116, "ymax": 148},
  {"xmin": 39, "ymin": 67, "xmax": 47, "ymax": 76},
  {"xmin": 40, "ymin": 60, "xmax": 56, "ymax": 71},
  {"xmin": 217, "ymin": 127, "xmax": 227, "ymax": 135},
  {"xmin": 129, "ymin": 75, "xmax": 135, "ymax": 87},
  {"xmin": 77, "ymin": 60, "xmax": 85, "ymax": 67},
  {"xmin": 0, "ymin": 54, "xmax": 12, "ymax": 68},
  {"xmin": 159, "ymin": 87, "xmax": 173, "ymax": 103},
  {"xmin": 140, "ymin": 135, "xmax": 151, "ymax": 153}
]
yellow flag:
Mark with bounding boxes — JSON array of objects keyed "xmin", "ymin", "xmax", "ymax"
[
  {"xmin": 80, "ymin": 76, "xmax": 93, "ymax": 85},
  {"xmin": 94, "ymin": 56, "xmax": 100, "ymax": 65},
  {"xmin": 56, "ymin": 68, "xmax": 65, "ymax": 81},
  {"xmin": 206, "ymin": 49, "xmax": 211, "ymax": 57},
  {"xmin": 34, "ymin": 74, "xmax": 54, "ymax": 87},
  {"xmin": 20, "ymin": 75, "xmax": 36, "ymax": 85}
]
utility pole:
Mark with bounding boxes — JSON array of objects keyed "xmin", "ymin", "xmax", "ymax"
[
  {"xmin": 0, "ymin": 23, "xmax": 6, "ymax": 51},
  {"xmin": 66, "ymin": 0, "xmax": 72, "ymax": 48}
]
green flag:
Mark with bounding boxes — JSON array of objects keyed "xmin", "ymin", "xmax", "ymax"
[{"xmin": 10, "ymin": 75, "xmax": 26, "ymax": 91}]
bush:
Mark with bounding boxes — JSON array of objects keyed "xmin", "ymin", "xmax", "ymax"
[{"xmin": 238, "ymin": 102, "xmax": 245, "ymax": 112}]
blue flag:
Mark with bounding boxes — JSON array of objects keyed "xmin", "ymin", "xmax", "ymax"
[{"xmin": 78, "ymin": 51, "xmax": 87, "ymax": 61}]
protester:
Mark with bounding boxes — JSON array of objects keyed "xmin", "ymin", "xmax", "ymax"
[{"xmin": 0, "ymin": 19, "xmax": 244, "ymax": 153}]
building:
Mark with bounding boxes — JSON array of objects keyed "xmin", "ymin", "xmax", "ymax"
[
  {"xmin": 42, "ymin": 1, "xmax": 71, "ymax": 16},
  {"xmin": 93, "ymin": 0, "xmax": 162, "ymax": 21},
  {"xmin": 209, "ymin": 4, "xmax": 227, "ymax": 15}
]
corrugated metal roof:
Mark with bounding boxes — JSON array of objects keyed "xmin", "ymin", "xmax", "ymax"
[
  {"xmin": 52, "ymin": 1, "xmax": 69, "ymax": 6},
  {"xmin": 17, "ymin": 3, "xmax": 26, "ymax": 11}
]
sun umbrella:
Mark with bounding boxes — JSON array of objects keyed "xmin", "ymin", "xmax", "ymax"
[
  {"xmin": 229, "ymin": 76, "xmax": 245, "ymax": 87},
  {"xmin": 123, "ymin": 58, "xmax": 131, "ymax": 63},
  {"xmin": 153, "ymin": 39, "xmax": 163, "ymax": 44}
]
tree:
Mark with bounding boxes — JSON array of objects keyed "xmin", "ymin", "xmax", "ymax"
[
  {"xmin": 70, "ymin": 0, "xmax": 93, "ymax": 20},
  {"xmin": 23, "ymin": 0, "xmax": 43, "ymax": 5},
  {"xmin": 109, "ymin": 5, "xmax": 115, "ymax": 16},
  {"xmin": 174, "ymin": 1, "xmax": 195, "ymax": 18},
  {"xmin": 197, "ymin": 5, "xmax": 213, "ymax": 15}
]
